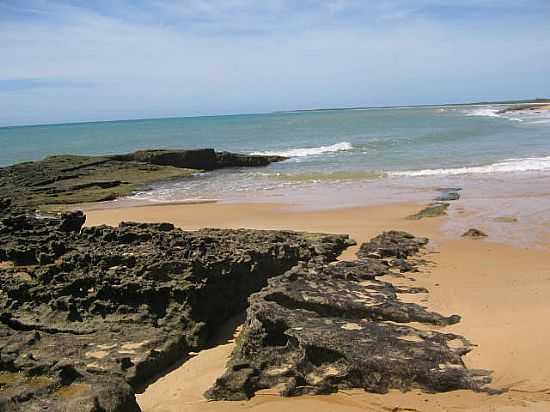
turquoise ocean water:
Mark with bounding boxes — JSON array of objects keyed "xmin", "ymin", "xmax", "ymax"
[{"xmin": 1, "ymin": 104, "xmax": 550, "ymax": 207}]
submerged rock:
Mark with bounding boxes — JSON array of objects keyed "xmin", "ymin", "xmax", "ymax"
[
  {"xmin": 407, "ymin": 203, "xmax": 450, "ymax": 220},
  {"xmin": 462, "ymin": 228, "xmax": 488, "ymax": 238},
  {"xmin": 0, "ymin": 200, "xmax": 352, "ymax": 411},
  {"xmin": 206, "ymin": 231, "xmax": 491, "ymax": 400},
  {"xmin": 434, "ymin": 188, "xmax": 461, "ymax": 202},
  {"xmin": 494, "ymin": 216, "xmax": 518, "ymax": 223}
]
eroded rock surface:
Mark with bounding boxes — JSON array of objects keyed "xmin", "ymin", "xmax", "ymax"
[
  {"xmin": 0, "ymin": 200, "xmax": 351, "ymax": 411},
  {"xmin": 206, "ymin": 231, "xmax": 491, "ymax": 400}
]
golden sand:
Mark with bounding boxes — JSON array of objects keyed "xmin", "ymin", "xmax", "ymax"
[{"xmin": 84, "ymin": 201, "xmax": 550, "ymax": 411}]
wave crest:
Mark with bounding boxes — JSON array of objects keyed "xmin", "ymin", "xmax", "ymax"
[
  {"xmin": 251, "ymin": 141, "xmax": 352, "ymax": 157},
  {"xmin": 465, "ymin": 107, "xmax": 504, "ymax": 118},
  {"xmin": 389, "ymin": 156, "xmax": 550, "ymax": 177},
  {"xmin": 462, "ymin": 106, "xmax": 550, "ymax": 124}
]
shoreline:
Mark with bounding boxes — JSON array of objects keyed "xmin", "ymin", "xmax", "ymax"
[
  {"xmin": 84, "ymin": 200, "xmax": 550, "ymax": 411},
  {"xmin": 77, "ymin": 197, "xmax": 221, "ymax": 211}
]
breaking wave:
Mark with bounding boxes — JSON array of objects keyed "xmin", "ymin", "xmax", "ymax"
[
  {"xmin": 464, "ymin": 107, "xmax": 523, "ymax": 122},
  {"xmin": 251, "ymin": 141, "xmax": 352, "ymax": 157},
  {"xmin": 389, "ymin": 155, "xmax": 550, "ymax": 177}
]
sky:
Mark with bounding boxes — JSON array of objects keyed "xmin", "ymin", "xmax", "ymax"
[{"xmin": 1, "ymin": 0, "xmax": 550, "ymax": 126}]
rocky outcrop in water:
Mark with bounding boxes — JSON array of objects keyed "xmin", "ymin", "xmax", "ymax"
[
  {"xmin": 111, "ymin": 149, "xmax": 285, "ymax": 170},
  {"xmin": 206, "ymin": 231, "xmax": 492, "ymax": 400},
  {"xmin": 462, "ymin": 228, "xmax": 488, "ymax": 238},
  {"xmin": 0, "ymin": 199, "xmax": 351, "ymax": 411},
  {"xmin": 406, "ymin": 188, "xmax": 461, "ymax": 220},
  {"xmin": 435, "ymin": 188, "xmax": 461, "ymax": 202},
  {"xmin": 0, "ymin": 149, "xmax": 286, "ymax": 211}
]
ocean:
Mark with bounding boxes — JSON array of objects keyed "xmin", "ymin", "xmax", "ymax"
[{"xmin": 2, "ymin": 104, "xmax": 550, "ymax": 244}]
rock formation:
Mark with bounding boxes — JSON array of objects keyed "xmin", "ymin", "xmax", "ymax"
[
  {"xmin": 0, "ymin": 149, "xmax": 286, "ymax": 211},
  {"xmin": 0, "ymin": 199, "xmax": 350, "ymax": 411},
  {"xmin": 434, "ymin": 187, "xmax": 461, "ymax": 202},
  {"xmin": 206, "ymin": 231, "xmax": 492, "ymax": 400},
  {"xmin": 407, "ymin": 188, "xmax": 461, "ymax": 220},
  {"xmin": 111, "ymin": 149, "xmax": 285, "ymax": 170},
  {"xmin": 462, "ymin": 228, "xmax": 488, "ymax": 238},
  {"xmin": 0, "ymin": 201, "xmax": 492, "ymax": 410},
  {"xmin": 407, "ymin": 203, "xmax": 450, "ymax": 220}
]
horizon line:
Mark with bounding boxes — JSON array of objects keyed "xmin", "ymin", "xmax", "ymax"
[{"xmin": 1, "ymin": 97, "xmax": 548, "ymax": 130}]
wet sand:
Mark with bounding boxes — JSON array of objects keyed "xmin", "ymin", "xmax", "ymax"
[{"xmin": 85, "ymin": 201, "xmax": 550, "ymax": 411}]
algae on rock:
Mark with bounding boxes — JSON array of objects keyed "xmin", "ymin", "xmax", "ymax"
[
  {"xmin": 206, "ymin": 231, "xmax": 492, "ymax": 400},
  {"xmin": 0, "ymin": 149, "xmax": 286, "ymax": 211},
  {"xmin": 0, "ymin": 199, "xmax": 351, "ymax": 411},
  {"xmin": 407, "ymin": 202, "xmax": 450, "ymax": 220}
]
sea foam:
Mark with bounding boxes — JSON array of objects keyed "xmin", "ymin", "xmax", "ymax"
[
  {"xmin": 464, "ymin": 107, "xmax": 524, "ymax": 122},
  {"xmin": 252, "ymin": 141, "xmax": 352, "ymax": 157},
  {"xmin": 465, "ymin": 107, "xmax": 503, "ymax": 118},
  {"xmin": 463, "ymin": 105, "xmax": 550, "ymax": 124},
  {"xmin": 389, "ymin": 155, "xmax": 550, "ymax": 177}
]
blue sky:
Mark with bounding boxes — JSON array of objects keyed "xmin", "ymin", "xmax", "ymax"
[{"xmin": 1, "ymin": 0, "xmax": 549, "ymax": 126}]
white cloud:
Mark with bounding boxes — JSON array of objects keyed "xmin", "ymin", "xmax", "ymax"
[{"xmin": 0, "ymin": 0, "xmax": 549, "ymax": 125}]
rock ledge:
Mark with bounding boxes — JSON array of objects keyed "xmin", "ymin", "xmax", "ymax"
[{"xmin": 206, "ymin": 231, "xmax": 492, "ymax": 400}]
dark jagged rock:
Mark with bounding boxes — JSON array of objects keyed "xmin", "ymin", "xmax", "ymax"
[
  {"xmin": 356, "ymin": 231, "xmax": 428, "ymax": 260},
  {"xmin": 435, "ymin": 187, "xmax": 461, "ymax": 202},
  {"xmin": 110, "ymin": 149, "xmax": 286, "ymax": 171},
  {"xmin": 58, "ymin": 210, "xmax": 86, "ymax": 233},
  {"xmin": 206, "ymin": 231, "xmax": 491, "ymax": 400},
  {"xmin": 0, "ymin": 202, "xmax": 492, "ymax": 408},
  {"xmin": 0, "ymin": 149, "xmax": 286, "ymax": 211},
  {"xmin": 0, "ymin": 200, "xmax": 352, "ymax": 411},
  {"xmin": 435, "ymin": 192, "xmax": 460, "ymax": 201},
  {"xmin": 462, "ymin": 228, "xmax": 488, "ymax": 238}
]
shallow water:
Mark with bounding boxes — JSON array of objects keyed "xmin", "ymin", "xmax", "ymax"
[
  {"xmin": 2, "ymin": 104, "xmax": 550, "ymax": 175},
  {"xmin": 3, "ymin": 103, "xmax": 550, "ymax": 245}
]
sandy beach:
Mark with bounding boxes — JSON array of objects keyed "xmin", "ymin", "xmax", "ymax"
[
  {"xmin": 83, "ymin": 201, "xmax": 550, "ymax": 411},
  {"xmin": 3, "ymin": 2, "xmax": 550, "ymax": 410}
]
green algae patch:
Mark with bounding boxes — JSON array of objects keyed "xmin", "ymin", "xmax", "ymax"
[
  {"xmin": 494, "ymin": 216, "xmax": 518, "ymax": 223},
  {"xmin": 407, "ymin": 202, "xmax": 450, "ymax": 220},
  {"xmin": 0, "ymin": 154, "xmax": 196, "ymax": 211},
  {"xmin": 0, "ymin": 371, "xmax": 22, "ymax": 386},
  {"xmin": 54, "ymin": 383, "xmax": 92, "ymax": 399},
  {"xmin": 0, "ymin": 149, "xmax": 286, "ymax": 211},
  {"xmin": 0, "ymin": 371, "xmax": 54, "ymax": 390}
]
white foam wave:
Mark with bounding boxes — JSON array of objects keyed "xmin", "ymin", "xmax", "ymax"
[
  {"xmin": 464, "ymin": 107, "xmax": 524, "ymax": 122},
  {"xmin": 389, "ymin": 156, "xmax": 550, "ymax": 177},
  {"xmin": 252, "ymin": 141, "xmax": 352, "ymax": 157},
  {"xmin": 465, "ymin": 107, "xmax": 503, "ymax": 118},
  {"xmin": 464, "ymin": 105, "xmax": 550, "ymax": 124}
]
